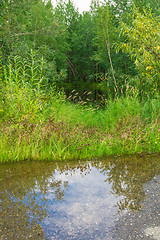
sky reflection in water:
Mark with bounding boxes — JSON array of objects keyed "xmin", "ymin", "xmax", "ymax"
[
  {"xmin": 0, "ymin": 155, "xmax": 160, "ymax": 239},
  {"xmin": 41, "ymin": 165, "xmax": 124, "ymax": 239}
]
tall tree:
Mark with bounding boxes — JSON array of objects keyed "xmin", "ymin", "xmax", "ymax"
[
  {"xmin": 119, "ymin": 7, "xmax": 160, "ymax": 97},
  {"xmin": 0, "ymin": 0, "xmax": 69, "ymax": 84}
]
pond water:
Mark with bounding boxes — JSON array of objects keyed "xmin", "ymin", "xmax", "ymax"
[{"xmin": 0, "ymin": 155, "xmax": 160, "ymax": 240}]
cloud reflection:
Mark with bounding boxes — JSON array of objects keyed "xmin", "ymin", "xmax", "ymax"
[{"xmin": 42, "ymin": 166, "xmax": 124, "ymax": 239}]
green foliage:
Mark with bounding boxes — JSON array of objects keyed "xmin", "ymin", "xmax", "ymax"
[
  {"xmin": 93, "ymin": 4, "xmax": 118, "ymax": 94},
  {"xmin": 1, "ymin": 90, "xmax": 160, "ymax": 162},
  {"xmin": 0, "ymin": 0, "xmax": 69, "ymax": 84},
  {"xmin": 1, "ymin": 53, "xmax": 45, "ymax": 124},
  {"xmin": 68, "ymin": 11, "xmax": 96, "ymax": 83},
  {"xmin": 92, "ymin": 2, "xmax": 137, "ymax": 98},
  {"xmin": 1, "ymin": 0, "xmax": 159, "ymax": 99},
  {"xmin": 133, "ymin": 0, "xmax": 160, "ymax": 16},
  {"xmin": 0, "ymin": 0, "xmax": 160, "ymax": 162},
  {"xmin": 1, "ymin": 55, "xmax": 160, "ymax": 162},
  {"xmin": 118, "ymin": 8, "xmax": 160, "ymax": 97}
]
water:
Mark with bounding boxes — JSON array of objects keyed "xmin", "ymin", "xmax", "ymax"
[{"xmin": 0, "ymin": 155, "xmax": 160, "ymax": 240}]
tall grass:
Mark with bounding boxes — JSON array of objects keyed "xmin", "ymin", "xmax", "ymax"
[{"xmin": 1, "ymin": 54, "xmax": 160, "ymax": 162}]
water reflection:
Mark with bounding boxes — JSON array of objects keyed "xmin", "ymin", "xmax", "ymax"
[
  {"xmin": 97, "ymin": 156, "xmax": 159, "ymax": 211},
  {"xmin": 0, "ymin": 155, "xmax": 159, "ymax": 239},
  {"xmin": 42, "ymin": 165, "xmax": 124, "ymax": 239}
]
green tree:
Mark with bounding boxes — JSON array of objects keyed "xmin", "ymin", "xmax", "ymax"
[
  {"xmin": 94, "ymin": 5, "xmax": 118, "ymax": 94},
  {"xmin": 0, "ymin": 0, "xmax": 69, "ymax": 85},
  {"xmin": 133, "ymin": 0, "xmax": 160, "ymax": 16},
  {"xmin": 119, "ymin": 7, "xmax": 160, "ymax": 97},
  {"xmin": 87, "ymin": 1, "xmax": 137, "ymax": 100},
  {"xmin": 68, "ymin": 12, "xmax": 96, "ymax": 84}
]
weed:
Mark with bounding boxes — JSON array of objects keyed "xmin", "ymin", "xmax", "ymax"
[{"xmin": 1, "ymin": 53, "xmax": 160, "ymax": 162}]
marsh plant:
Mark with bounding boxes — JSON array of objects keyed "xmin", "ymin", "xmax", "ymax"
[{"xmin": 0, "ymin": 53, "xmax": 160, "ymax": 162}]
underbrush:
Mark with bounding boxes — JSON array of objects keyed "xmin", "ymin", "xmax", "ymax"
[{"xmin": 1, "ymin": 56, "xmax": 160, "ymax": 162}]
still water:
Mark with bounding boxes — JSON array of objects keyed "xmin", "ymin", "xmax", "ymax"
[{"xmin": 0, "ymin": 155, "xmax": 160, "ymax": 240}]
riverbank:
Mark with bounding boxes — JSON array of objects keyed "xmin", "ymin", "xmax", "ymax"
[{"xmin": 1, "ymin": 80, "xmax": 160, "ymax": 162}]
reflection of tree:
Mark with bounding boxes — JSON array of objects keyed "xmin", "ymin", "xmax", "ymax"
[
  {"xmin": 0, "ymin": 190, "xmax": 47, "ymax": 239},
  {"xmin": 0, "ymin": 155, "xmax": 159, "ymax": 239},
  {"xmin": 49, "ymin": 180, "xmax": 68, "ymax": 201},
  {"xmin": 0, "ymin": 161, "xmax": 71, "ymax": 239},
  {"xmin": 0, "ymin": 160, "xmax": 92, "ymax": 239},
  {"xmin": 96, "ymin": 155, "xmax": 160, "ymax": 211}
]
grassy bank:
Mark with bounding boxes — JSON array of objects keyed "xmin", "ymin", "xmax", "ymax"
[{"xmin": 1, "ymin": 60, "xmax": 160, "ymax": 162}]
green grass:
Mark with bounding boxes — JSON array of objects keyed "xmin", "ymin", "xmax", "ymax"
[{"xmin": 1, "ymin": 56, "xmax": 160, "ymax": 162}]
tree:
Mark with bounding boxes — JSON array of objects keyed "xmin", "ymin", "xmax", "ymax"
[
  {"xmin": 92, "ymin": 3, "xmax": 135, "ymax": 97},
  {"xmin": 0, "ymin": 0, "xmax": 69, "ymax": 84},
  {"xmin": 119, "ymin": 7, "xmax": 160, "ymax": 97},
  {"xmin": 95, "ymin": 5, "xmax": 118, "ymax": 94},
  {"xmin": 133, "ymin": 0, "xmax": 160, "ymax": 16},
  {"xmin": 68, "ymin": 12, "xmax": 96, "ymax": 84}
]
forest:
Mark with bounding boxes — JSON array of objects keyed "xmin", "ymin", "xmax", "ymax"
[{"xmin": 0, "ymin": 0, "xmax": 160, "ymax": 162}]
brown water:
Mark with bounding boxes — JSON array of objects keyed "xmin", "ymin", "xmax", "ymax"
[{"xmin": 0, "ymin": 155, "xmax": 160, "ymax": 240}]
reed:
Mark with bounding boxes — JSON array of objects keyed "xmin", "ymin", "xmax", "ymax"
[{"xmin": 1, "ymin": 55, "xmax": 160, "ymax": 162}]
